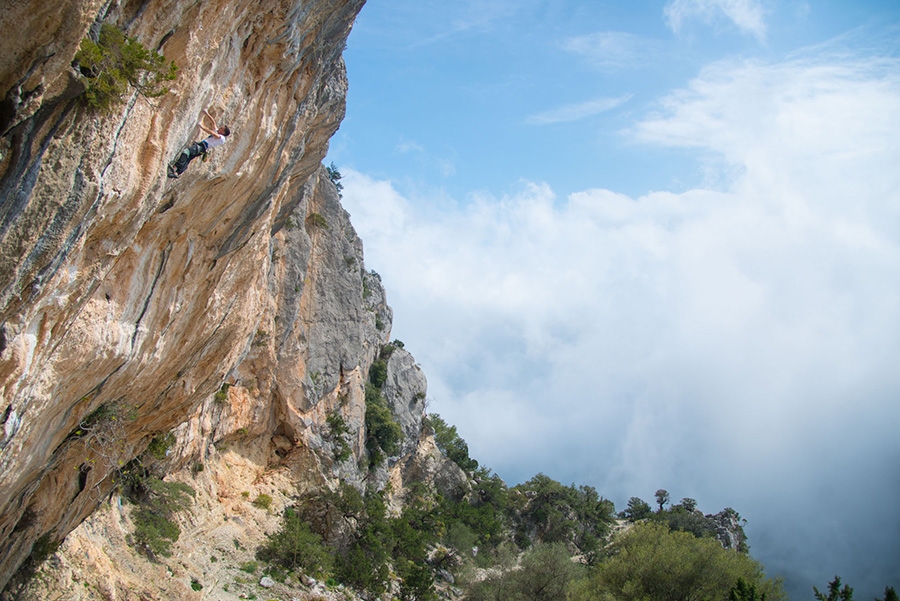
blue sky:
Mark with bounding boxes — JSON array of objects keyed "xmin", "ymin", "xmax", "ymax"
[{"xmin": 327, "ymin": 1, "xmax": 900, "ymax": 598}]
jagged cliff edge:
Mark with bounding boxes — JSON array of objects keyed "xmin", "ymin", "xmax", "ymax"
[{"xmin": 0, "ymin": 0, "xmax": 466, "ymax": 597}]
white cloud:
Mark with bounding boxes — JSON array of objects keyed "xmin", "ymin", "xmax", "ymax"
[
  {"xmin": 341, "ymin": 50, "xmax": 900, "ymax": 595},
  {"xmin": 563, "ymin": 31, "xmax": 658, "ymax": 70},
  {"xmin": 396, "ymin": 138, "xmax": 424, "ymax": 154},
  {"xmin": 526, "ymin": 94, "xmax": 633, "ymax": 125},
  {"xmin": 634, "ymin": 55, "xmax": 900, "ymax": 217},
  {"xmin": 401, "ymin": 0, "xmax": 524, "ymax": 47},
  {"xmin": 664, "ymin": 0, "xmax": 768, "ymax": 39}
]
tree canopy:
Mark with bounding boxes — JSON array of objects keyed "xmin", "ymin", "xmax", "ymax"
[{"xmin": 569, "ymin": 522, "xmax": 786, "ymax": 601}]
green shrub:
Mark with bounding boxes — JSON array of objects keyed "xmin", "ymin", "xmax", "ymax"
[
  {"xmin": 326, "ymin": 163, "xmax": 343, "ymax": 197},
  {"xmin": 364, "ymin": 384, "xmax": 402, "ymax": 468},
  {"xmin": 263, "ymin": 564, "xmax": 288, "ymax": 583},
  {"xmin": 623, "ymin": 496, "xmax": 653, "ymax": 522},
  {"xmin": 437, "ymin": 470, "xmax": 510, "ymax": 558},
  {"xmin": 369, "ymin": 359, "xmax": 388, "ymax": 388},
  {"xmin": 467, "ymin": 543, "xmax": 582, "ymax": 601},
  {"xmin": 336, "ymin": 546, "xmax": 387, "ymax": 597},
  {"xmin": 427, "ymin": 414, "xmax": 479, "ymax": 472},
  {"xmin": 878, "ymin": 587, "xmax": 900, "ymax": 601},
  {"xmin": 77, "ymin": 403, "xmax": 119, "ymax": 432},
  {"xmin": 214, "ymin": 383, "xmax": 231, "ymax": 404},
  {"xmin": 730, "ymin": 578, "xmax": 768, "ymax": 601},
  {"xmin": 258, "ymin": 478, "xmax": 510, "ymax": 600},
  {"xmin": 190, "ymin": 578, "xmax": 203, "ymax": 591},
  {"xmin": 30, "ymin": 532, "xmax": 60, "ymax": 564},
  {"xmin": 257, "ymin": 508, "xmax": 332, "ymax": 575},
  {"xmin": 70, "ymin": 400, "xmax": 137, "ymax": 439},
  {"xmin": 326, "ymin": 412, "xmax": 352, "ymax": 462},
  {"xmin": 146, "ymin": 432, "xmax": 175, "ymax": 460},
  {"xmin": 307, "ymin": 212, "xmax": 329, "ymax": 229},
  {"xmin": 569, "ymin": 522, "xmax": 786, "ymax": 601},
  {"xmin": 74, "ymin": 23, "xmax": 177, "ymax": 112},
  {"xmin": 132, "ymin": 506, "xmax": 180, "ymax": 557},
  {"xmin": 652, "ymin": 504, "xmax": 717, "ymax": 539},
  {"xmin": 124, "ymin": 468, "xmax": 195, "ymax": 558},
  {"xmin": 240, "ymin": 561, "xmax": 258, "ymax": 574},
  {"xmin": 396, "ymin": 558, "xmax": 437, "ymax": 601},
  {"xmin": 378, "ymin": 342, "xmax": 401, "ymax": 361},
  {"xmin": 253, "ymin": 494, "xmax": 273, "ymax": 510},
  {"xmin": 510, "ymin": 474, "xmax": 614, "ymax": 556}
]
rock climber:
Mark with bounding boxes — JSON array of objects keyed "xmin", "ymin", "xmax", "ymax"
[{"xmin": 167, "ymin": 108, "xmax": 230, "ymax": 178}]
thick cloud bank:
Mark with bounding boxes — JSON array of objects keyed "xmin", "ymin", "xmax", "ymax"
[{"xmin": 342, "ymin": 52, "xmax": 900, "ymax": 597}]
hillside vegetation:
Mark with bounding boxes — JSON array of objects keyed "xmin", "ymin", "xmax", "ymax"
[{"xmin": 254, "ymin": 411, "xmax": 784, "ymax": 601}]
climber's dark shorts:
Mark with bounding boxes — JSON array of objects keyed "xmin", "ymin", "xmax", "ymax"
[{"xmin": 171, "ymin": 140, "xmax": 209, "ymax": 175}]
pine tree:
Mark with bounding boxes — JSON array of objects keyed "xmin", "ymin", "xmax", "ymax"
[
  {"xmin": 814, "ymin": 576, "xmax": 853, "ymax": 601},
  {"xmin": 877, "ymin": 587, "xmax": 899, "ymax": 601},
  {"xmin": 730, "ymin": 578, "xmax": 767, "ymax": 601}
]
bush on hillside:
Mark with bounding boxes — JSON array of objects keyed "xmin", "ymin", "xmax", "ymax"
[
  {"xmin": 569, "ymin": 522, "xmax": 786, "ymax": 601},
  {"xmin": 466, "ymin": 543, "xmax": 583, "ymax": 601},
  {"xmin": 123, "ymin": 468, "xmax": 195, "ymax": 558},
  {"xmin": 427, "ymin": 413, "xmax": 479, "ymax": 472},
  {"xmin": 364, "ymin": 383, "xmax": 402, "ymax": 467},
  {"xmin": 510, "ymin": 473, "xmax": 615, "ymax": 557},
  {"xmin": 256, "ymin": 507, "xmax": 332, "ymax": 576}
]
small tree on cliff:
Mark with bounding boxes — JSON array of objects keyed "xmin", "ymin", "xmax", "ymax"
[
  {"xmin": 364, "ymin": 383, "xmax": 402, "ymax": 467},
  {"xmin": 326, "ymin": 162, "xmax": 344, "ymax": 197},
  {"xmin": 427, "ymin": 413, "xmax": 479, "ymax": 472},
  {"xmin": 74, "ymin": 23, "xmax": 177, "ymax": 111}
]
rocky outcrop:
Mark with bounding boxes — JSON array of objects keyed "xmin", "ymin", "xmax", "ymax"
[
  {"xmin": 709, "ymin": 509, "xmax": 748, "ymax": 552},
  {"xmin": 381, "ymin": 347, "xmax": 427, "ymax": 459},
  {"xmin": 0, "ymin": 0, "xmax": 475, "ymax": 594}
]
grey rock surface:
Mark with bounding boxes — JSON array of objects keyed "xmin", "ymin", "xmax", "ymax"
[{"xmin": 381, "ymin": 347, "xmax": 428, "ymax": 458}]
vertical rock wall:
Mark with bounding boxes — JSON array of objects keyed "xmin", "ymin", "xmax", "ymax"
[
  {"xmin": 8, "ymin": 165, "xmax": 446, "ymax": 601},
  {"xmin": 0, "ymin": 0, "xmax": 398, "ymax": 591}
]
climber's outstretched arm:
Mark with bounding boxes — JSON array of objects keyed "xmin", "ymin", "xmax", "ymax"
[
  {"xmin": 202, "ymin": 108, "xmax": 218, "ymax": 129},
  {"xmin": 197, "ymin": 108, "xmax": 219, "ymax": 136}
]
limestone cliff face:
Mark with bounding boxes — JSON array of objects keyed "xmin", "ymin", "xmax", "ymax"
[
  {"xmin": 7, "ymin": 170, "xmax": 462, "ymax": 601},
  {"xmin": 0, "ymin": 0, "xmax": 464, "ymax": 594}
]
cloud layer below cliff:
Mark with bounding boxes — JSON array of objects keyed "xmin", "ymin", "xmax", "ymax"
[
  {"xmin": 339, "ymin": 44, "xmax": 900, "ymax": 597},
  {"xmin": 332, "ymin": 0, "xmax": 900, "ymax": 596}
]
